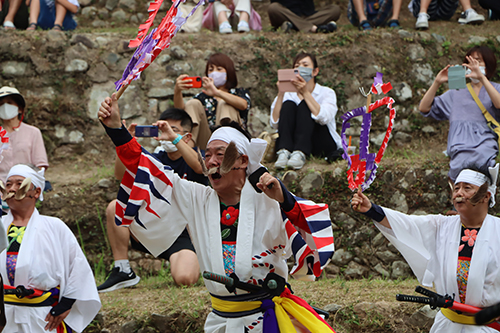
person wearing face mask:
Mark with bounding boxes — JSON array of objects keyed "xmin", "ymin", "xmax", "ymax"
[
  {"xmin": 174, "ymin": 53, "xmax": 251, "ymax": 150},
  {"xmin": 98, "ymin": 94, "xmax": 336, "ymax": 332},
  {"xmin": 419, "ymin": 45, "xmax": 500, "ymax": 183},
  {"xmin": 0, "ymin": 86, "xmax": 49, "ymax": 184},
  {"xmin": 351, "ymin": 163, "xmax": 500, "ymax": 332},
  {"xmin": 271, "ymin": 52, "xmax": 343, "ymax": 170},
  {"xmin": 97, "ymin": 106, "xmax": 207, "ymax": 292}
]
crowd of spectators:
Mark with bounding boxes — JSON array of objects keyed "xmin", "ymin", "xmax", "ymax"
[{"xmin": 2, "ymin": 0, "xmax": 497, "ymax": 31}]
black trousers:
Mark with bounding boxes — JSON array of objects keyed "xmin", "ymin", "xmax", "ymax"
[
  {"xmin": 276, "ymin": 100, "xmax": 338, "ymax": 158},
  {"xmin": 479, "ymin": 0, "xmax": 500, "ymax": 19},
  {"xmin": 0, "ymin": 0, "xmax": 29, "ymax": 29}
]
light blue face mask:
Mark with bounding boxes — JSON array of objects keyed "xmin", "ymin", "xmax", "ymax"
[{"xmin": 298, "ymin": 66, "xmax": 314, "ymax": 82}]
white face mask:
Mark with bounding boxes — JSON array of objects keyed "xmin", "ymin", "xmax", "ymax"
[
  {"xmin": 208, "ymin": 71, "xmax": 227, "ymax": 88},
  {"xmin": 0, "ymin": 103, "xmax": 19, "ymax": 120},
  {"xmin": 465, "ymin": 66, "xmax": 487, "ymax": 83},
  {"xmin": 160, "ymin": 134, "xmax": 186, "ymax": 153}
]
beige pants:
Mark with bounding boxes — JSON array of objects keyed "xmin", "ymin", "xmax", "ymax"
[
  {"xmin": 213, "ymin": 0, "xmax": 251, "ymax": 24},
  {"xmin": 179, "ymin": 0, "xmax": 204, "ymax": 33},
  {"xmin": 185, "ymin": 98, "xmax": 242, "ymax": 150}
]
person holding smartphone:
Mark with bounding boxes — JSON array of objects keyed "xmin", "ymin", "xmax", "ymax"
[
  {"xmin": 173, "ymin": 53, "xmax": 251, "ymax": 150},
  {"xmin": 270, "ymin": 52, "xmax": 342, "ymax": 170},
  {"xmin": 97, "ymin": 106, "xmax": 207, "ymax": 292},
  {"xmin": 419, "ymin": 45, "xmax": 500, "ymax": 183}
]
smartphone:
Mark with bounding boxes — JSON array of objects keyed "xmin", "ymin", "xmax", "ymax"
[
  {"xmin": 278, "ymin": 69, "xmax": 299, "ymax": 93},
  {"xmin": 448, "ymin": 65, "xmax": 466, "ymax": 90},
  {"xmin": 135, "ymin": 125, "xmax": 158, "ymax": 137},
  {"xmin": 183, "ymin": 76, "xmax": 202, "ymax": 88}
]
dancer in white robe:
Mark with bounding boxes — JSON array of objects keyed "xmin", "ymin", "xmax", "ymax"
[
  {"xmin": 0, "ymin": 164, "xmax": 101, "ymax": 333},
  {"xmin": 99, "ymin": 94, "xmax": 336, "ymax": 332},
  {"xmin": 351, "ymin": 164, "xmax": 500, "ymax": 332}
]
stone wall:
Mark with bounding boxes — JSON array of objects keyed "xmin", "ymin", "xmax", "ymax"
[{"xmin": 2, "ymin": 29, "xmax": 500, "ymax": 281}]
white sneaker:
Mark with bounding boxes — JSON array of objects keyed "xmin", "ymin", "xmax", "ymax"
[
  {"xmin": 415, "ymin": 12, "xmax": 429, "ymax": 30},
  {"xmin": 458, "ymin": 9, "xmax": 485, "ymax": 25},
  {"xmin": 287, "ymin": 151, "xmax": 306, "ymax": 170},
  {"xmin": 219, "ymin": 21, "xmax": 232, "ymax": 34},
  {"xmin": 274, "ymin": 149, "xmax": 291, "ymax": 169},
  {"xmin": 237, "ymin": 20, "xmax": 250, "ymax": 32}
]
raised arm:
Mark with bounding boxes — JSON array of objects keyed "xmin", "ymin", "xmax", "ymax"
[
  {"xmin": 173, "ymin": 74, "xmax": 191, "ymax": 110},
  {"xmin": 293, "ymin": 75, "xmax": 320, "ymax": 116},
  {"xmin": 202, "ymin": 77, "xmax": 248, "ymax": 111},
  {"xmin": 465, "ymin": 55, "xmax": 500, "ymax": 109},
  {"xmin": 154, "ymin": 120, "xmax": 204, "ymax": 175},
  {"xmin": 419, "ymin": 65, "xmax": 450, "ymax": 113},
  {"xmin": 271, "ymin": 82, "xmax": 285, "ymax": 124},
  {"xmin": 351, "ymin": 187, "xmax": 390, "ymax": 228}
]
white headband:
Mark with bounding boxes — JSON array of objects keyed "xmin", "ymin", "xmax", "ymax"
[
  {"xmin": 455, "ymin": 163, "xmax": 499, "ymax": 207},
  {"xmin": 7, "ymin": 164, "xmax": 45, "ymax": 201},
  {"xmin": 207, "ymin": 127, "xmax": 267, "ymax": 176}
]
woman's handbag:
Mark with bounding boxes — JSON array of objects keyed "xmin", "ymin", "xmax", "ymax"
[{"xmin": 257, "ymin": 131, "xmax": 279, "ymax": 163}]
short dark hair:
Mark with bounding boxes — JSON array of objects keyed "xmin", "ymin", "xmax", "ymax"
[
  {"xmin": 205, "ymin": 53, "xmax": 238, "ymax": 90},
  {"xmin": 464, "ymin": 46, "xmax": 497, "ymax": 80},
  {"xmin": 159, "ymin": 108, "xmax": 193, "ymax": 132},
  {"xmin": 293, "ymin": 52, "xmax": 318, "ymax": 69},
  {"xmin": 213, "ymin": 121, "xmax": 252, "ymax": 142}
]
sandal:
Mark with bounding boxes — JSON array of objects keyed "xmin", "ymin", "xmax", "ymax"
[
  {"xmin": 52, "ymin": 24, "xmax": 63, "ymax": 31},
  {"xmin": 26, "ymin": 22, "xmax": 37, "ymax": 31},
  {"xmin": 3, "ymin": 20, "xmax": 16, "ymax": 30},
  {"xmin": 387, "ymin": 19, "xmax": 400, "ymax": 29},
  {"xmin": 359, "ymin": 20, "xmax": 372, "ymax": 31}
]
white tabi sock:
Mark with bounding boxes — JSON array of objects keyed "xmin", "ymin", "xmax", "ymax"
[{"xmin": 114, "ymin": 260, "xmax": 131, "ymax": 274}]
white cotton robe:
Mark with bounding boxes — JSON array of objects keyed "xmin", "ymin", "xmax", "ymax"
[
  {"xmin": 130, "ymin": 170, "xmax": 295, "ymax": 333},
  {"xmin": 0, "ymin": 209, "xmax": 101, "ymax": 333},
  {"xmin": 376, "ymin": 208, "xmax": 500, "ymax": 333}
]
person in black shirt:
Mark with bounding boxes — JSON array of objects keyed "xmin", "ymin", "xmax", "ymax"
[
  {"xmin": 97, "ymin": 107, "xmax": 208, "ymax": 293},
  {"xmin": 267, "ymin": 0, "xmax": 340, "ymax": 33}
]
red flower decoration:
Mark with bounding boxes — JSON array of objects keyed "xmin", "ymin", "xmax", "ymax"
[
  {"xmin": 221, "ymin": 206, "xmax": 239, "ymax": 226},
  {"xmin": 462, "ymin": 229, "xmax": 477, "ymax": 247}
]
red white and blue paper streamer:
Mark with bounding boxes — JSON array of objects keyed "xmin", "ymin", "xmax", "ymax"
[
  {"xmin": 116, "ymin": 0, "xmax": 206, "ymax": 91},
  {"xmin": 341, "ymin": 73, "xmax": 396, "ymax": 191}
]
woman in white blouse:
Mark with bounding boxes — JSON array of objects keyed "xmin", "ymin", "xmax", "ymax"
[{"xmin": 270, "ymin": 52, "xmax": 342, "ymax": 170}]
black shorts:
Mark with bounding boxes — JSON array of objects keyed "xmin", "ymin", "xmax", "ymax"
[{"xmin": 130, "ymin": 228, "xmax": 195, "ymax": 261}]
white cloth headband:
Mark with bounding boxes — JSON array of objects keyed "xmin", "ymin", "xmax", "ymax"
[
  {"xmin": 207, "ymin": 127, "xmax": 267, "ymax": 176},
  {"xmin": 7, "ymin": 164, "xmax": 45, "ymax": 201},
  {"xmin": 455, "ymin": 163, "xmax": 499, "ymax": 207}
]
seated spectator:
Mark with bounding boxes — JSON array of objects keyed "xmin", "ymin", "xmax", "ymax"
[
  {"xmin": 174, "ymin": 53, "xmax": 250, "ymax": 150},
  {"xmin": 267, "ymin": 0, "xmax": 340, "ymax": 33},
  {"xmin": 270, "ymin": 52, "xmax": 343, "ymax": 170},
  {"xmin": 179, "ymin": 0, "xmax": 204, "ymax": 33},
  {"xmin": 419, "ymin": 45, "xmax": 500, "ymax": 182},
  {"xmin": 202, "ymin": 0, "xmax": 260, "ymax": 34},
  {"xmin": 479, "ymin": 0, "xmax": 500, "ymax": 20},
  {"xmin": 348, "ymin": 0, "xmax": 403, "ymax": 30},
  {"xmin": 0, "ymin": 164, "xmax": 101, "ymax": 332},
  {"xmin": 410, "ymin": 0, "xmax": 484, "ymax": 30},
  {"xmin": 0, "ymin": 0, "xmax": 29, "ymax": 29},
  {"xmin": 27, "ymin": 0, "xmax": 79, "ymax": 31},
  {"xmin": 0, "ymin": 86, "xmax": 48, "ymax": 183},
  {"xmin": 97, "ymin": 106, "xmax": 206, "ymax": 292}
]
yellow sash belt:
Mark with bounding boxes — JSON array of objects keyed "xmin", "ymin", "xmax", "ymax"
[
  {"xmin": 210, "ymin": 293, "xmax": 333, "ymax": 332},
  {"xmin": 441, "ymin": 308, "xmax": 477, "ymax": 325}
]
